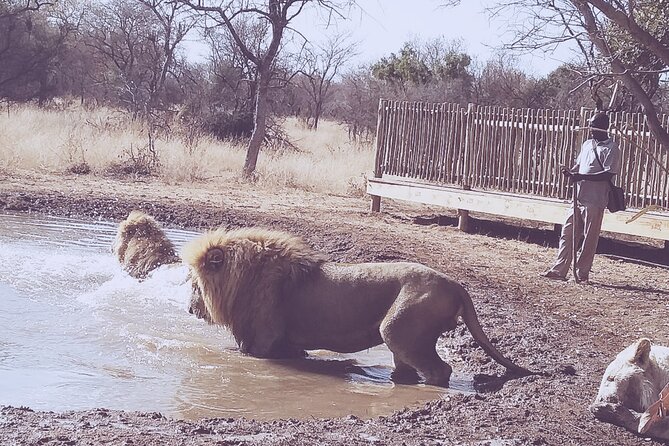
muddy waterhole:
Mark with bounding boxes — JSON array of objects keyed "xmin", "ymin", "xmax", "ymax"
[{"xmin": 0, "ymin": 212, "xmax": 476, "ymax": 420}]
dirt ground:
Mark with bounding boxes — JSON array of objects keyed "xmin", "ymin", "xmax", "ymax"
[{"xmin": 1, "ymin": 170, "xmax": 669, "ymax": 446}]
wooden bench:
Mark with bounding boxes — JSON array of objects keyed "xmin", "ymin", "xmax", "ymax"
[{"xmin": 368, "ymin": 176, "xmax": 669, "ymax": 244}]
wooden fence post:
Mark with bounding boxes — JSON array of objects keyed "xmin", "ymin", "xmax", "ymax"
[
  {"xmin": 371, "ymin": 99, "xmax": 387, "ymax": 212},
  {"xmin": 456, "ymin": 104, "xmax": 475, "ymax": 232},
  {"xmin": 461, "ymin": 103, "xmax": 475, "ymax": 188}
]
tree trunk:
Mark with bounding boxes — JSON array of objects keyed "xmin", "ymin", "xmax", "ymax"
[
  {"xmin": 243, "ymin": 69, "xmax": 270, "ymax": 178},
  {"xmin": 313, "ymin": 101, "xmax": 321, "ymax": 130}
]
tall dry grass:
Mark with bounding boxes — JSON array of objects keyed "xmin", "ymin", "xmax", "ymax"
[{"xmin": 0, "ymin": 103, "xmax": 374, "ymax": 196}]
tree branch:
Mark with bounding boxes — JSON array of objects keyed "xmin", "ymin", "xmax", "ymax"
[
  {"xmin": 584, "ymin": 0, "xmax": 669, "ymax": 67},
  {"xmin": 575, "ymin": 0, "xmax": 669, "ymax": 149},
  {"xmin": 176, "ymin": 1, "xmax": 260, "ymax": 65}
]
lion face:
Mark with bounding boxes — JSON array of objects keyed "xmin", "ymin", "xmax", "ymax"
[
  {"xmin": 188, "ymin": 279, "xmax": 212, "ymax": 323},
  {"xmin": 187, "ymin": 248, "xmax": 225, "ymax": 323},
  {"xmin": 591, "ymin": 338, "xmax": 669, "ymax": 439},
  {"xmin": 596, "ymin": 348, "xmax": 653, "ymax": 412}
]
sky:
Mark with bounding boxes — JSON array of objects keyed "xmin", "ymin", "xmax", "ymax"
[
  {"xmin": 184, "ymin": 0, "xmax": 578, "ymax": 77},
  {"xmin": 297, "ymin": 0, "xmax": 576, "ymax": 76}
]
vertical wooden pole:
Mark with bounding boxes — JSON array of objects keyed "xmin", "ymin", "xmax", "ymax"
[
  {"xmin": 458, "ymin": 210, "xmax": 471, "ymax": 233},
  {"xmin": 572, "ymin": 180, "xmax": 579, "ymax": 283},
  {"xmin": 371, "ymin": 98, "xmax": 386, "ymax": 212},
  {"xmin": 461, "ymin": 103, "xmax": 475, "ymax": 187},
  {"xmin": 457, "ymin": 104, "xmax": 476, "ymax": 232},
  {"xmin": 458, "ymin": 184, "xmax": 472, "ymax": 233},
  {"xmin": 371, "ymin": 195, "xmax": 381, "ymax": 213}
]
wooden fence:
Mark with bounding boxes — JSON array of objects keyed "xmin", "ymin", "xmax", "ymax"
[{"xmin": 373, "ymin": 100, "xmax": 669, "ymax": 209}]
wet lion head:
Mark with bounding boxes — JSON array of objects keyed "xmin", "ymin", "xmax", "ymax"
[{"xmin": 113, "ymin": 210, "xmax": 180, "ymax": 279}]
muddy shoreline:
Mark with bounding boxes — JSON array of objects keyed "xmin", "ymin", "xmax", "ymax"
[{"xmin": 1, "ymin": 171, "xmax": 669, "ymax": 445}]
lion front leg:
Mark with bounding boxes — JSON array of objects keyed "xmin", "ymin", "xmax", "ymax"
[
  {"xmin": 267, "ymin": 339, "xmax": 307, "ymax": 359},
  {"xmin": 241, "ymin": 330, "xmax": 286, "ymax": 359},
  {"xmin": 590, "ymin": 402, "xmax": 642, "ymax": 433},
  {"xmin": 240, "ymin": 315, "xmax": 305, "ymax": 359}
]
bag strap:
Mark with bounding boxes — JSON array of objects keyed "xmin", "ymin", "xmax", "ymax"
[{"xmin": 591, "ymin": 141, "xmax": 615, "ymax": 188}]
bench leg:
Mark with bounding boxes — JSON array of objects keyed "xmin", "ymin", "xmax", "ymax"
[
  {"xmin": 371, "ymin": 195, "xmax": 381, "ymax": 212},
  {"xmin": 458, "ymin": 209, "xmax": 471, "ymax": 233}
]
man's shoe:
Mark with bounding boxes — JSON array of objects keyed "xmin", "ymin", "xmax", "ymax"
[{"xmin": 540, "ymin": 270, "xmax": 567, "ymax": 281}]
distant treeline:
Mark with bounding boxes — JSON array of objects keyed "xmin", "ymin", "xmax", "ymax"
[{"xmin": 2, "ymin": 0, "xmax": 668, "ymax": 142}]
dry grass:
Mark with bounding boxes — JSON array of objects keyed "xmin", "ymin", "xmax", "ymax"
[
  {"xmin": 0, "ymin": 103, "xmax": 374, "ymax": 196},
  {"xmin": 256, "ymin": 119, "xmax": 373, "ymax": 196}
]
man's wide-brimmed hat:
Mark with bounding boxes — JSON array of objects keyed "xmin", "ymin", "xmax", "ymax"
[{"xmin": 590, "ymin": 112, "xmax": 609, "ymax": 132}]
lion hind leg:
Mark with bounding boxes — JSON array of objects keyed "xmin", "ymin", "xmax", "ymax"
[
  {"xmin": 390, "ymin": 344, "xmax": 453, "ymax": 387},
  {"xmin": 381, "ymin": 309, "xmax": 454, "ymax": 387},
  {"xmin": 405, "ymin": 344, "xmax": 453, "ymax": 387},
  {"xmin": 390, "ymin": 358, "xmax": 421, "ymax": 384}
]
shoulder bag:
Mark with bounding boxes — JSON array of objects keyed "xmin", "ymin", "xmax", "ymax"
[{"xmin": 592, "ymin": 142, "xmax": 626, "ymax": 213}]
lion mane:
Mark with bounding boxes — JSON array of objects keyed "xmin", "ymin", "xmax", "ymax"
[
  {"xmin": 113, "ymin": 210, "xmax": 181, "ymax": 280},
  {"xmin": 183, "ymin": 227, "xmax": 532, "ymax": 386},
  {"xmin": 182, "ymin": 227, "xmax": 326, "ymax": 355}
]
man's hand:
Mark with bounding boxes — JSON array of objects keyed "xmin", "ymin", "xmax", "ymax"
[{"xmin": 561, "ymin": 166, "xmax": 584, "ymax": 182}]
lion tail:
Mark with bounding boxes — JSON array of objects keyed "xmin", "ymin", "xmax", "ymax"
[{"xmin": 458, "ymin": 286, "xmax": 533, "ymax": 376}]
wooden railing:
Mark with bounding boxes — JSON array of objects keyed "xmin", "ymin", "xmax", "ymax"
[{"xmin": 374, "ymin": 100, "xmax": 669, "ymax": 210}]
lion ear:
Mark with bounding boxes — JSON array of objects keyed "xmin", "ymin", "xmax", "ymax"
[
  {"xmin": 205, "ymin": 248, "xmax": 225, "ymax": 270},
  {"xmin": 631, "ymin": 338, "xmax": 652, "ymax": 365}
]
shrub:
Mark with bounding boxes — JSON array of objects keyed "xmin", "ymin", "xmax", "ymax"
[{"xmin": 202, "ymin": 109, "xmax": 254, "ymax": 140}]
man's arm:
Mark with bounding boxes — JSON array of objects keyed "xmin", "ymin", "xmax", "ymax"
[
  {"xmin": 571, "ymin": 171, "xmax": 615, "ymax": 182},
  {"xmin": 561, "ymin": 165, "xmax": 614, "ymax": 182}
]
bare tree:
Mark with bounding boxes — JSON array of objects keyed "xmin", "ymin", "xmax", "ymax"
[
  {"xmin": 83, "ymin": 0, "xmax": 193, "ymax": 116},
  {"xmin": 569, "ymin": 1, "xmax": 669, "ymax": 149},
  {"xmin": 297, "ymin": 33, "xmax": 357, "ymax": 129},
  {"xmin": 335, "ymin": 64, "xmax": 382, "ymax": 141},
  {"xmin": 137, "ymin": 0, "xmax": 195, "ymax": 111},
  {"xmin": 471, "ymin": 56, "xmax": 555, "ymax": 109},
  {"xmin": 0, "ymin": 0, "xmax": 57, "ymax": 19},
  {"xmin": 440, "ymin": 0, "xmax": 669, "ymax": 149},
  {"xmin": 83, "ymin": 0, "xmax": 157, "ymax": 114},
  {"xmin": 203, "ymin": 18, "xmax": 266, "ymax": 114},
  {"xmin": 0, "ymin": 0, "xmax": 77, "ymax": 103},
  {"xmin": 176, "ymin": 0, "xmax": 354, "ymax": 178}
]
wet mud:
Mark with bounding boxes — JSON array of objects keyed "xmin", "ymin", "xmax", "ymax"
[{"xmin": 1, "ymin": 171, "xmax": 669, "ymax": 445}]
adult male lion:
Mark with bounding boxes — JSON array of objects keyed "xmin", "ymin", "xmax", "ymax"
[
  {"xmin": 182, "ymin": 227, "xmax": 532, "ymax": 386},
  {"xmin": 590, "ymin": 338, "xmax": 669, "ymax": 441},
  {"xmin": 112, "ymin": 210, "xmax": 181, "ymax": 279}
]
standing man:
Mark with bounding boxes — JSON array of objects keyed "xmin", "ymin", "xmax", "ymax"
[{"xmin": 541, "ymin": 112, "xmax": 621, "ymax": 283}]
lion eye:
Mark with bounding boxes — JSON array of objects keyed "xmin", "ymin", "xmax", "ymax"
[{"xmin": 205, "ymin": 248, "xmax": 225, "ymax": 269}]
